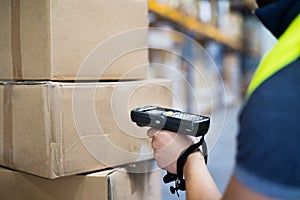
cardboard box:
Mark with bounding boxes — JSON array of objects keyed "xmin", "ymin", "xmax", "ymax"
[
  {"xmin": 0, "ymin": 0, "xmax": 148, "ymax": 80},
  {"xmin": 0, "ymin": 79, "xmax": 172, "ymax": 178},
  {"xmin": 0, "ymin": 166, "xmax": 161, "ymax": 200}
]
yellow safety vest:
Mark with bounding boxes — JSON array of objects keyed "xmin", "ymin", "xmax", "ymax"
[{"xmin": 247, "ymin": 14, "xmax": 300, "ymax": 98}]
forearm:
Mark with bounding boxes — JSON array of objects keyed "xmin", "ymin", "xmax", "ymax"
[{"xmin": 184, "ymin": 152, "xmax": 222, "ymax": 200}]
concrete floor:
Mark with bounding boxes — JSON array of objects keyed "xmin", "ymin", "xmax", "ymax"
[{"xmin": 161, "ymin": 105, "xmax": 241, "ymax": 199}]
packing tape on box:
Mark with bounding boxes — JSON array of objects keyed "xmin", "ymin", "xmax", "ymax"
[
  {"xmin": 11, "ymin": 0, "xmax": 23, "ymax": 79},
  {"xmin": 3, "ymin": 84, "xmax": 14, "ymax": 168}
]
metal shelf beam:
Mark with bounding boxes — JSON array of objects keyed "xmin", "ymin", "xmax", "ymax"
[{"xmin": 149, "ymin": 0, "xmax": 243, "ymax": 51}]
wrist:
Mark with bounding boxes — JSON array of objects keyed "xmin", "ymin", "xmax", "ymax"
[
  {"xmin": 183, "ymin": 150, "xmax": 205, "ymax": 176},
  {"xmin": 186, "ymin": 149, "xmax": 203, "ymax": 162},
  {"xmin": 171, "ymin": 137, "xmax": 208, "ymax": 193}
]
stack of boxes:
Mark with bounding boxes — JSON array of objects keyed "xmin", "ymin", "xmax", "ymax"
[{"xmin": 0, "ymin": 0, "xmax": 172, "ymax": 199}]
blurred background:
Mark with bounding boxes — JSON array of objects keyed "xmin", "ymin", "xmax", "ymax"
[{"xmin": 147, "ymin": 0, "xmax": 276, "ymax": 199}]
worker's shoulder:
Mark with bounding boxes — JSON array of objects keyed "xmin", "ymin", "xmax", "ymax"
[
  {"xmin": 238, "ymin": 56, "xmax": 300, "ymax": 147},
  {"xmin": 247, "ymin": 56, "xmax": 300, "ymax": 107}
]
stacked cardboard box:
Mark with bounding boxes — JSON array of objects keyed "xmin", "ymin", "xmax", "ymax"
[
  {"xmin": 0, "ymin": 0, "xmax": 172, "ymax": 199},
  {"xmin": 0, "ymin": 80, "xmax": 172, "ymax": 178},
  {"xmin": 0, "ymin": 0, "xmax": 148, "ymax": 80},
  {"xmin": 0, "ymin": 166, "xmax": 161, "ymax": 200}
]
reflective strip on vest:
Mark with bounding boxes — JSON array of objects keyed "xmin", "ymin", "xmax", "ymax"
[{"xmin": 247, "ymin": 14, "xmax": 300, "ymax": 98}]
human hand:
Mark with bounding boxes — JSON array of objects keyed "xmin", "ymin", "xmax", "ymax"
[{"xmin": 147, "ymin": 128, "xmax": 196, "ymax": 174}]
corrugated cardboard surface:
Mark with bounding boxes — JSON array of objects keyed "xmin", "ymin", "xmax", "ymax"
[
  {"xmin": 0, "ymin": 0, "xmax": 148, "ymax": 80},
  {"xmin": 0, "ymin": 166, "xmax": 161, "ymax": 200},
  {"xmin": 0, "ymin": 79, "xmax": 172, "ymax": 178}
]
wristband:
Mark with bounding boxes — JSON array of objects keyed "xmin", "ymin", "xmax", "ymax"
[{"xmin": 164, "ymin": 135, "xmax": 207, "ymax": 196}]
